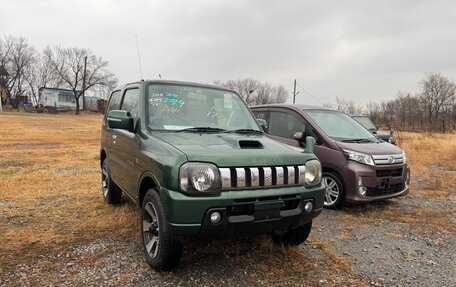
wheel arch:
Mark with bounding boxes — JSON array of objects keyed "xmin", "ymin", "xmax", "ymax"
[
  {"xmin": 138, "ymin": 172, "xmax": 161, "ymax": 208},
  {"xmin": 322, "ymin": 167, "xmax": 345, "ymax": 191},
  {"xmin": 100, "ymin": 149, "xmax": 107, "ymax": 168}
]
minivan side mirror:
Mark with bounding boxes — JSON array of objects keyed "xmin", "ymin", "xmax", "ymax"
[
  {"xmin": 256, "ymin": 119, "xmax": 268, "ymax": 132},
  {"xmin": 375, "ymin": 125, "xmax": 379, "ymax": 131},
  {"xmin": 108, "ymin": 110, "xmax": 134, "ymax": 132}
]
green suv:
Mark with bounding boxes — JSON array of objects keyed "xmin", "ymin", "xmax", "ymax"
[{"xmin": 100, "ymin": 80, "xmax": 325, "ymax": 270}]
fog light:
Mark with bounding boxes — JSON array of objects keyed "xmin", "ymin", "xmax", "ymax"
[
  {"xmin": 405, "ymin": 171, "xmax": 410, "ymax": 189},
  {"xmin": 210, "ymin": 211, "xmax": 221, "ymax": 224},
  {"xmin": 304, "ymin": 202, "xmax": 313, "ymax": 213},
  {"xmin": 359, "ymin": 186, "xmax": 367, "ymax": 196}
]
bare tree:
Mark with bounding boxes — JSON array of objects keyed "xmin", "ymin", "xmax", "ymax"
[
  {"xmin": 0, "ymin": 35, "xmax": 36, "ymax": 107},
  {"xmin": 25, "ymin": 47, "xmax": 63, "ymax": 105},
  {"xmin": 271, "ymin": 85, "xmax": 288, "ymax": 103},
  {"xmin": 336, "ymin": 97, "xmax": 363, "ymax": 114},
  {"xmin": 420, "ymin": 72, "xmax": 455, "ymax": 125},
  {"xmin": 322, "ymin": 102, "xmax": 337, "ymax": 109},
  {"xmin": 45, "ymin": 46, "xmax": 117, "ymax": 114},
  {"xmin": 365, "ymin": 101, "xmax": 381, "ymax": 123},
  {"xmin": 216, "ymin": 79, "xmax": 288, "ymax": 105}
]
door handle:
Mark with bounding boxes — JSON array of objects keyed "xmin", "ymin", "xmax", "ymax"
[{"xmin": 112, "ymin": 135, "xmax": 117, "ymax": 144}]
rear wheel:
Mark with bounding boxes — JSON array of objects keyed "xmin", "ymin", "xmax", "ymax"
[
  {"xmin": 272, "ymin": 221, "xmax": 312, "ymax": 246},
  {"xmin": 101, "ymin": 159, "xmax": 122, "ymax": 204},
  {"xmin": 322, "ymin": 172, "xmax": 345, "ymax": 209},
  {"xmin": 141, "ymin": 188, "xmax": 182, "ymax": 271}
]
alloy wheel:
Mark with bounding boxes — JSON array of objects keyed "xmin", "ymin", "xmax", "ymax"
[
  {"xmin": 143, "ymin": 202, "xmax": 160, "ymax": 258},
  {"xmin": 323, "ymin": 176, "xmax": 339, "ymax": 207}
]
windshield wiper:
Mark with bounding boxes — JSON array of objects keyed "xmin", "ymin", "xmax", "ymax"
[
  {"xmin": 224, "ymin": 129, "xmax": 263, "ymax": 135},
  {"xmin": 176, "ymin": 127, "xmax": 226, "ymax": 133},
  {"xmin": 341, "ymin": 138, "xmax": 375, "ymax": 143}
]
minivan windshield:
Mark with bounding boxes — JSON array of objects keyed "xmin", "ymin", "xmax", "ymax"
[
  {"xmin": 146, "ymin": 84, "xmax": 261, "ymax": 132},
  {"xmin": 352, "ymin": 116, "xmax": 376, "ymax": 131},
  {"xmin": 306, "ymin": 110, "xmax": 377, "ymax": 142}
]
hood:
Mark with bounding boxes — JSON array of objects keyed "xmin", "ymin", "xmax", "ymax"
[
  {"xmin": 374, "ymin": 130, "xmax": 392, "ymax": 140},
  {"xmin": 152, "ymin": 132, "xmax": 312, "ymax": 167},
  {"xmin": 336, "ymin": 141, "xmax": 403, "ymax": 155}
]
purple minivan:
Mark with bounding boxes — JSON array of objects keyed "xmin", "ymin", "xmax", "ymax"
[{"xmin": 250, "ymin": 104, "xmax": 410, "ymax": 208}]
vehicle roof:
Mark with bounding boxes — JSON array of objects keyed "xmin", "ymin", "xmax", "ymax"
[
  {"xmin": 121, "ymin": 79, "xmax": 236, "ymax": 93},
  {"xmin": 351, "ymin": 114, "xmax": 368, "ymax": 117},
  {"xmin": 250, "ymin": 103, "xmax": 339, "ymax": 111}
]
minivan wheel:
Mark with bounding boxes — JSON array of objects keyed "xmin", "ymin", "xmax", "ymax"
[
  {"xmin": 272, "ymin": 221, "xmax": 312, "ymax": 246},
  {"xmin": 141, "ymin": 188, "xmax": 182, "ymax": 271},
  {"xmin": 101, "ymin": 159, "xmax": 122, "ymax": 204},
  {"xmin": 322, "ymin": 172, "xmax": 345, "ymax": 209}
]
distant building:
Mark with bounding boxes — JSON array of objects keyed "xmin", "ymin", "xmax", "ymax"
[
  {"xmin": 84, "ymin": 96, "xmax": 98, "ymax": 111},
  {"xmin": 39, "ymin": 87, "xmax": 82, "ymax": 109}
]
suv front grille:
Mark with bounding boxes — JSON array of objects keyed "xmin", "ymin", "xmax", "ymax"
[
  {"xmin": 219, "ymin": 165, "xmax": 305, "ymax": 190},
  {"xmin": 372, "ymin": 154, "xmax": 404, "ymax": 165}
]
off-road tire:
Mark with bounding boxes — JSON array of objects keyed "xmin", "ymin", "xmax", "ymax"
[
  {"xmin": 101, "ymin": 159, "xmax": 122, "ymax": 204},
  {"xmin": 272, "ymin": 221, "xmax": 312, "ymax": 246},
  {"xmin": 141, "ymin": 188, "xmax": 183, "ymax": 271}
]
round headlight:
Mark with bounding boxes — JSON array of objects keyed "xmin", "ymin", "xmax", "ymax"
[
  {"xmin": 305, "ymin": 159, "xmax": 322, "ymax": 187},
  {"xmin": 180, "ymin": 163, "xmax": 221, "ymax": 194},
  {"xmin": 191, "ymin": 166, "xmax": 216, "ymax": 191}
]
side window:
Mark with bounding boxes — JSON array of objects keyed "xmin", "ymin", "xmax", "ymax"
[
  {"xmin": 106, "ymin": 90, "xmax": 122, "ymax": 114},
  {"xmin": 252, "ymin": 111, "xmax": 267, "ymax": 120},
  {"xmin": 252, "ymin": 110, "xmax": 269, "ymax": 132},
  {"xmin": 121, "ymin": 88, "xmax": 140, "ymax": 119},
  {"xmin": 269, "ymin": 111, "xmax": 305, "ymax": 139},
  {"xmin": 104, "ymin": 90, "xmax": 122, "ymax": 127}
]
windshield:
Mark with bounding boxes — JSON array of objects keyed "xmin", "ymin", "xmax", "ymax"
[
  {"xmin": 306, "ymin": 110, "xmax": 376, "ymax": 142},
  {"xmin": 146, "ymin": 84, "xmax": 261, "ymax": 132},
  {"xmin": 353, "ymin": 116, "xmax": 376, "ymax": 130}
]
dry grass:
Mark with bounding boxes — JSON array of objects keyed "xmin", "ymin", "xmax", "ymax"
[
  {"xmin": 0, "ymin": 113, "xmax": 138, "ymax": 274},
  {"xmin": 0, "ymin": 112, "xmax": 366, "ymax": 286},
  {"xmin": 339, "ymin": 202, "xmax": 455, "ymax": 233},
  {"xmin": 398, "ymin": 131, "xmax": 456, "ymax": 174},
  {"xmin": 1, "ymin": 112, "xmax": 454, "ymax": 286},
  {"xmin": 384, "ymin": 233, "xmax": 404, "ymax": 239}
]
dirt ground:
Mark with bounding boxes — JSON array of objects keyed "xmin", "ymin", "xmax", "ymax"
[{"xmin": 0, "ymin": 112, "xmax": 455, "ymax": 287}]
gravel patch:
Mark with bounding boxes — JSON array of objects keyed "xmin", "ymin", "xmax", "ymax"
[
  {"xmin": 1, "ymin": 174, "xmax": 455, "ymax": 286},
  {"xmin": 313, "ymin": 207, "xmax": 456, "ymax": 286}
]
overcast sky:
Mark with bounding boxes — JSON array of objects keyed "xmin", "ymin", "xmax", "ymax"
[{"xmin": 2, "ymin": 0, "xmax": 456, "ymax": 106}]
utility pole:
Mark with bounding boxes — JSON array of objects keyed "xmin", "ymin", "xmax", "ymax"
[
  {"xmin": 82, "ymin": 56, "xmax": 87, "ymax": 110},
  {"xmin": 293, "ymin": 79, "xmax": 297, "ymax": 104}
]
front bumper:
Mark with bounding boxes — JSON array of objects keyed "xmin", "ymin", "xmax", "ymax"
[
  {"xmin": 343, "ymin": 162, "xmax": 410, "ymax": 203},
  {"xmin": 161, "ymin": 184, "xmax": 325, "ymax": 237}
]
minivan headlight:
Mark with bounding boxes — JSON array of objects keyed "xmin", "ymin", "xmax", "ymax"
[
  {"xmin": 180, "ymin": 162, "xmax": 221, "ymax": 194},
  {"xmin": 305, "ymin": 159, "xmax": 322, "ymax": 187},
  {"xmin": 343, "ymin": 149, "xmax": 375, "ymax": 166}
]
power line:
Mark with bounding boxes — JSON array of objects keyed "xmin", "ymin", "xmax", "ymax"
[{"xmin": 296, "ymin": 82, "xmax": 324, "ymax": 105}]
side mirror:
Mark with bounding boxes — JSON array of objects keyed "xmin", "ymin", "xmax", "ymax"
[
  {"xmin": 304, "ymin": 136, "xmax": 316, "ymax": 153},
  {"xmin": 108, "ymin": 110, "xmax": 134, "ymax": 132},
  {"xmin": 375, "ymin": 125, "xmax": 379, "ymax": 131},
  {"xmin": 256, "ymin": 119, "xmax": 268, "ymax": 132}
]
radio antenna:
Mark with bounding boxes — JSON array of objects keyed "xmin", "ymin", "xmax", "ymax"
[{"xmin": 135, "ymin": 35, "xmax": 143, "ymax": 80}]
